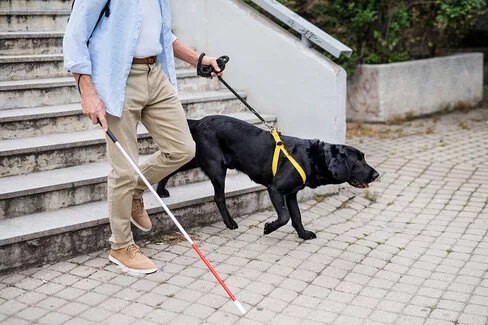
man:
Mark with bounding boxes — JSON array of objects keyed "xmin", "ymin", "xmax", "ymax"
[{"xmin": 63, "ymin": 0, "xmax": 223, "ymax": 274}]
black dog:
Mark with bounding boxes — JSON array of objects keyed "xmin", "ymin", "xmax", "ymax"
[{"xmin": 157, "ymin": 115, "xmax": 379, "ymax": 240}]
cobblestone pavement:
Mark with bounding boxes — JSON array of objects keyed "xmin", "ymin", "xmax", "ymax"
[{"xmin": 1, "ymin": 108, "xmax": 487, "ymax": 325}]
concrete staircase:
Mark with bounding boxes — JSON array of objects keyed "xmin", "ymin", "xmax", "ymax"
[{"xmin": 0, "ymin": 1, "xmax": 276, "ymax": 272}]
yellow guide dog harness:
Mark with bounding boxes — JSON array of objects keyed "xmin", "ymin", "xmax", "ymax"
[{"xmin": 271, "ymin": 129, "xmax": 307, "ymax": 184}]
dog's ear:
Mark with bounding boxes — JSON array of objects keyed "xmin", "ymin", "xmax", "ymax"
[{"xmin": 328, "ymin": 152, "xmax": 351, "ymax": 182}]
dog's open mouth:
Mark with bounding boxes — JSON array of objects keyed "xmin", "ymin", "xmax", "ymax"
[{"xmin": 348, "ymin": 180, "xmax": 369, "ymax": 189}]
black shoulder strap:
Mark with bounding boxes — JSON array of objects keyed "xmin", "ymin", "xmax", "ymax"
[
  {"xmin": 71, "ymin": 0, "xmax": 111, "ymax": 19},
  {"xmin": 70, "ymin": 0, "xmax": 111, "ymax": 44}
]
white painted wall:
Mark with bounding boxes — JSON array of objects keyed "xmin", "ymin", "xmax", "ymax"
[{"xmin": 170, "ymin": 0, "xmax": 347, "ymax": 144}]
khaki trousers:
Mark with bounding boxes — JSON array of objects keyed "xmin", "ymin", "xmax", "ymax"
[{"xmin": 105, "ymin": 62, "xmax": 195, "ymax": 249}]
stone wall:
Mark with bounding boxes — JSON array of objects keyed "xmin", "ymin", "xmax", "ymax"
[{"xmin": 347, "ymin": 53, "xmax": 484, "ymax": 122}]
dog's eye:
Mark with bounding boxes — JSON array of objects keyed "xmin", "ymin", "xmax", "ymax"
[{"xmin": 356, "ymin": 160, "xmax": 362, "ymax": 165}]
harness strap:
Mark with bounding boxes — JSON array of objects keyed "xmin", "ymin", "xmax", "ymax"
[{"xmin": 271, "ymin": 129, "xmax": 306, "ymax": 184}]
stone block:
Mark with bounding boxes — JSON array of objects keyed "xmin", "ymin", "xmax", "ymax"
[{"xmin": 347, "ymin": 53, "xmax": 484, "ymax": 122}]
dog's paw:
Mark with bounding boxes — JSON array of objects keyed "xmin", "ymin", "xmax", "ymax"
[
  {"xmin": 263, "ymin": 222, "xmax": 274, "ymax": 235},
  {"xmin": 157, "ymin": 189, "xmax": 170, "ymax": 198},
  {"xmin": 225, "ymin": 219, "xmax": 238, "ymax": 230},
  {"xmin": 299, "ymin": 230, "xmax": 317, "ymax": 240}
]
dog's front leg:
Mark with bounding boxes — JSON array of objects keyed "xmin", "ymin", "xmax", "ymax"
[
  {"xmin": 287, "ymin": 192, "xmax": 316, "ymax": 240},
  {"xmin": 264, "ymin": 186, "xmax": 291, "ymax": 235},
  {"xmin": 208, "ymin": 169, "xmax": 238, "ymax": 230}
]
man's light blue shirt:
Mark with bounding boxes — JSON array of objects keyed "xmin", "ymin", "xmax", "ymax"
[{"xmin": 63, "ymin": 0, "xmax": 178, "ymax": 118}]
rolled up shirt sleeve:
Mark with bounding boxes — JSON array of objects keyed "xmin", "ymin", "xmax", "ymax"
[{"xmin": 170, "ymin": 32, "xmax": 177, "ymax": 44}]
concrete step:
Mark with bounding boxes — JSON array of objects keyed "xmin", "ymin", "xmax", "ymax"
[
  {"xmin": 0, "ymin": 53, "xmax": 219, "ymax": 88},
  {"xmin": 0, "ymin": 76, "xmax": 78, "ymax": 109},
  {"xmin": 0, "ymin": 112, "xmax": 277, "ymax": 218},
  {"xmin": 1, "ymin": 0, "xmax": 71, "ymax": 11},
  {"xmin": 0, "ymin": 159, "xmax": 229, "ymax": 220},
  {"xmin": 0, "ymin": 31, "xmax": 64, "ymax": 55},
  {"xmin": 0, "ymin": 172, "xmax": 269, "ymax": 272},
  {"xmin": 0, "ymin": 126, "xmax": 110, "ymax": 177},
  {"xmin": 0, "ymin": 89, "xmax": 250, "ymax": 139},
  {"xmin": 0, "ymin": 76, "xmax": 233, "ymax": 110},
  {"xmin": 0, "ymin": 103, "xmax": 92, "ymax": 140},
  {"xmin": 0, "ymin": 108, "xmax": 268, "ymax": 177},
  {"xmin": 0, "ymin": 53, "xmax": 68, "ymax": 81},
  {"xmin": 0, "ymin": 32, "xmax": 201, "ymax": 60},
  {"xmin": 177, "ymin": 68, "xmax": 221, "ymax": 93},
  {"xmin": 176, "ymin": 58, "xmax": 194, "ymax": 70},
  {"xmin": 0, "ymin": 10, "xmax": 70, "ymax": 32}
]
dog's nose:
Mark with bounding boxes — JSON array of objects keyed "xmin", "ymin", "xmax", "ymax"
[{"xmin": 371, "ymin": 170, "xmax": 379, "ymax": 180}]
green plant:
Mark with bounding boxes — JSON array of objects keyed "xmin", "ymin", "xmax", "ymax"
[{"xmin": 269, "ymin": 0, "xmax": 485, "ymax": 76}]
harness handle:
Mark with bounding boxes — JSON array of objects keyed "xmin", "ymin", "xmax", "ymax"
[{"xmin": 197, "ymin": 53, "xmax": 229, "ymax": 78}]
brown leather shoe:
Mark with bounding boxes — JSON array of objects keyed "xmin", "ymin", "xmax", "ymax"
[
  {"xmin": 131, "ymin": 198, "xmax": 152, "ymax": 232},
  {"xmin": 109, "ymin": 244, "xmax": 158, "ymax": 274}
]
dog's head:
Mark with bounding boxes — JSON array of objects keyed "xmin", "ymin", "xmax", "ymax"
[{"xmin": 328, "ymin": 144, "xmax": 379, "ymax": 188}]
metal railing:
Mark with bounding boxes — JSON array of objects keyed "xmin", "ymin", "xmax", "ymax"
[{"xmin": 247, "ymin": 0, "xmax": 352, "ymax": 58}]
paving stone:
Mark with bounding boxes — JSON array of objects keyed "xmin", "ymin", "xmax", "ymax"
[
  {"xmin": 0, "ymin": 317, "xmax": 30, "ymax": 325},
  {"xmin": 14, "ymin": 291, "xmax": 46, "ymax": 305},
  {"xmin": 464, "ymin": 304, "xmax": 488, "ymax": 317},
  {"xmin": 34, "ymin": 282, "xmax": 65, "ymax": 295},
  {"xmin": 369, "ymin": 310, "xmax": 398, "ymax": 323},
  {"xmin": 15, "ymin": 306, "xmax": 49, "ymax": 321},
  {"xmin": 31, "ymin": 268, "xmax": 64, "ymax": 282},
  {"xmin": 442, "ymin": 290, "xmax": 471, "ymax": 303},
  {"xmin": 267, "ymin": 313, "xmax": 302, "ymax": 325},
  {"xmin": 57, "ymin": 301, "xmax": 90, "ymax": 316},
  {"xmin": 174, "ymin": 287, "xmax": 205, "ymax": 303},
  {"xmin": 424, "ymin": 319, "xmax": 457, "ymax": 325},
  {"xmin": 52, "ymin": 274, "xmax": 80, "ymax": 286},
  {"xmin": 333, "ymin": 314, "xmax": 364, "ymax": 324},
  {"xmin": 38, "ymin": 311, "xmax": 72, "ymax": 325},
  {"xmin": 0, "ymin": 300, "xmax": 27, "ymax": 316},
  {"xmin": 395, "ymin": 314, "xmax": 426, "ymax": 325},
  {"xmin": 15, "ymin": 277, "xmax": 45, "ymax": 290},
  {"xmin": 457, "ymin": 313, "xmax": 488, "ymax": 325},
  {"xmin": 0, "ymin": 286, "xmax": 26, "ymax": 299},
  {"xmin": 1, "ymin": 274, "xmax": 26, "ymax": 285},
  {"xmin": 76, "ymin": 292, "xmax": 107, "ymax": 306},
  {"xmin": 410, "ymin": 295, "xmax": 438, "ymax": 308},
  {"xmin": 55, "ymin": 287, "xmax": 86, "ymax": 300},
  {"xmin": 430, "ymin": 308, "xmax": 459, "ymax": 321},
  {"xmin": 98, "ymin": 297, "xmax": 131, "ymax": 312},
  {"xmin": 72, "ymin": 278, "xmax": 101, "ymax": 291},
  {"xmin": 102, "ymin": 313, "xmax": 136, "ymax": 325},
  {"xmin": 205, "ymin": 310, "xmax": 240, "ymax": 325},
  {"xmin": 36, "ymin": 296, "xmax": 68, "ymax": 310},
  {"xmin": 114, "ymin": 287, "xmax": 145, "ymax": 302}
]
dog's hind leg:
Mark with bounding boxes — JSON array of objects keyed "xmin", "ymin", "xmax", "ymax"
[
  {"xmin": 156, "ymin": 157, "xmax": 199, "ymax": 197},
  {"xmin": 287, "ymin": 192, "xmax": 316, "ymax": 240},
  {"xmin": 263, "ymin": 186, "xmax": 291, "ymax": 235},
  {"xmin": 205, "ymin": 165, "xmax": 239, "ymax": 230},
  {"xmin": 156, "ymin": 176, "xmax": 171, "ymax": 197}
]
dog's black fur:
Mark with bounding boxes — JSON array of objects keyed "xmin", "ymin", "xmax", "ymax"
[{"xmin": 157, "ymin": 115, "xmax": 379, "ymax": 240}]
